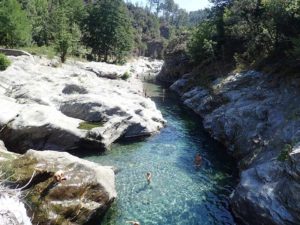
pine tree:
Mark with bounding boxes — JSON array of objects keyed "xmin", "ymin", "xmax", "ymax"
[
  {"xmin": 83, "ymin": 0, "xmax": 134, "ymax": 63},
  {"xmin": 0, "ymin": 0, "xmax": 31, "ymax": 47},
  {"xmin": 26, "ymin": 0, "xmax": 50, "ymax": 46},
  {"xmin": 52, "ymin": 6, "xmax": 81, "ymax": 63}
]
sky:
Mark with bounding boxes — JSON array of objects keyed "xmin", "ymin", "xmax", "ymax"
[{"xmin": 127, "ymin": 0, "xmax": 212, "ymax": 12}]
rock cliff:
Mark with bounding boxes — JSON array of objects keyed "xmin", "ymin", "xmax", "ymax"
[
  {"xmin": 170, "ymin": 71, "xmax": 300, "ymax": 225},
  {"xmin": 156, "ymin": 32, "xmax": 192, "ymax": 84}
]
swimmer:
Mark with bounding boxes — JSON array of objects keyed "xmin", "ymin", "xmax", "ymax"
[
  {"xmin": 53, "ymin": 170, "xmax": 67, "ymax": 183},
  {"xmin": 146, "ymin": 172, "xmax": 152, "ymax": 185},
  {"xmin": 194, "ymin": 153, "xmax": 202, "ymax": 167},
  {"xmin": 126, "ymin": 221, "xmax": 140, "ymax": 225}
]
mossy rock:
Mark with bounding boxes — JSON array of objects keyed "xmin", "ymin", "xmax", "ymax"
[
  {"xmin": 277, "ymin": 144, "xmax": 293, "ymax": 162},
  {"xmin": 0, "ymin": 149, "xmax": 116, "ymax": 225},
  {"xmin": 78, "ymin": 121, "xmax": 104, "ymax": 130}
]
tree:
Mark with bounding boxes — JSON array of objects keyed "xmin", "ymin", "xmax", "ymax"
[
  {"xmin": 26, "ymin": 0, "xmax": 50, "ymax": 46},
  {"xmin": 188, "ymin": 22, "xmax": 217, "ymax": 63},
  {"xmin": 51, "ymin": 5, "xmax": 81, "ymax": 63},
  {"xmin": 83, "ymin": 0, "xmax": 134, "ymax": 63},
  {"xmin": 209, "ymin": 0, "xmax": 232, "ymax": 49},
  {"xmin": 0, "ymin": 0, "xmax": 31, "ymax": 47}
]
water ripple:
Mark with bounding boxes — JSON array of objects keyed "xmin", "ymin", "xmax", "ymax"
[{"xmin": 84, "ymin": 83, "xmax": 238, "ymax": 225}]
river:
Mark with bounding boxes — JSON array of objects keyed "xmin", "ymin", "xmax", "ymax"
[{"xmin": 83, "ymin": 81, "xmax": 238, "ymax": 225}]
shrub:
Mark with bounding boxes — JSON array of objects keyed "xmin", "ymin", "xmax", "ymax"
[
  {"xmin": 0, "ymin": 54, "xmax": 11, "ymax": 71},
  {"xmin": 121, "ymin": 71, "xmax": 130, "ymax": 80},
  {"xmin": 187, "ymin": 22, "xmax": 217, "ymax": 64},
  {"xmin": 277, "ymin": 144, "xmax": 293, "ymax": 162}
]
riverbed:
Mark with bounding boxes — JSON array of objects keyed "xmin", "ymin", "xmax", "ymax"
[{"xmin": 84, "ymin": 81, "xmax": 238, "ymax": 225}]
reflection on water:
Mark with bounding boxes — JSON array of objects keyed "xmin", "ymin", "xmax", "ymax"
[{"xmin": 84, "ymin": 81, "xmax": 238, "ymax": 225}]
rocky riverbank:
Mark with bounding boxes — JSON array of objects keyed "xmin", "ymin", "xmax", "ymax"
[
  {"xmin": 169, "ymin": 71, "xmax": 300, "ymax": 225},
  {"xmin": 0, "ymin": 53, "xmax": 166, "ymax": 225},
  {"xmin": 0, "ymin": 55, "xmax": 165, "ymax": 153},
  {"xmin": 0, "ymin": 143, "xmax": 116, "ymax": 225}
]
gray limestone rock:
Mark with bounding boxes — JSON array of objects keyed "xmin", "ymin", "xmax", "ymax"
[
  {"xmin": 170, "ymin": 70, "xmax": 300, "ymax": 224},
  {"xmin": 1, "ymin": 148, "xmax": 116, "ymax": 225},
  {"xmin": 0, "ymin": 56, "xmax": 165, "ymax": 153}
]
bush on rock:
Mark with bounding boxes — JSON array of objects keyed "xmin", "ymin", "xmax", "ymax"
[{"xmin": 0, "ymin": 54, "xmax": 11, "ymax": 71}]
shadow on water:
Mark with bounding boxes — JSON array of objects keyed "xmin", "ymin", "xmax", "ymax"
[{"xmin": 83, "ymin": 81, "xmax": 239, "ymax": 225}]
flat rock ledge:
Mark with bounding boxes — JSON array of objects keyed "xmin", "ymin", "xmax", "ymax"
[
  {"xmin": 170, "ymin": 71, "xmax": 300, "ymax": 225},
  {"xmin": 0, "ymin": 146, "xmax": 116, "ymax": 225},
  {"xmin": 0, "ymin": 55, "xmax": 165, "ymax": 153}
]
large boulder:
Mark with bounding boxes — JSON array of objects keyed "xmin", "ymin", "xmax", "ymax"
[
  {"xmin": 0, "ymin": 56, "xmax": 165, "ymax": 153},
  {"xmin": 1, "ymin": 149, "xmax": 116, "ymax": 225},
  {"xmin": 171, "ymin": 71, "xmax": 300, "ymax": 224}
]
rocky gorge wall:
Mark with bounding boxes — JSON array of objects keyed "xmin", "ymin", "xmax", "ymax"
[{"xmin": 168, "ymin": 71, "xmax": 300, "ymax": 225}]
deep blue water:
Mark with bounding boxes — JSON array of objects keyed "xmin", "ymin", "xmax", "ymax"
[{"xmin": 83, "ymin": 82, "xmax": 237, "ymax": 225}]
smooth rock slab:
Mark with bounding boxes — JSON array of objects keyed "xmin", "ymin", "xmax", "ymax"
[{"xmin": 0, "ymin": 56, "xmax": 165, "ymax": 153}]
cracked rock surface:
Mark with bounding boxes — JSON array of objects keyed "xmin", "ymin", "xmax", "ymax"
[
  {"xmin": 0, "ymin": 56, "xmax": 165, "ymax": 153},
  {"xmin": 170, "ymin": 71, "xmax": 300, "ymax": 225}
]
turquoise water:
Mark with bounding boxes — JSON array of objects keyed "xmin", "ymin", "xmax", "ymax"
[{"xmin": 84, "ymin": 82, "xmax": 237, "ymax": 225}]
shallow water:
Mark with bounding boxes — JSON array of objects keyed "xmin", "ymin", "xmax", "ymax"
[{"xmin": 84, "ymin": 82, "xmax": 238, "ymax": 225}]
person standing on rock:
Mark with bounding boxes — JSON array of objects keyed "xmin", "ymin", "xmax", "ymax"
[{"xmin": 146, "ymin": 172, "xmax": 152, "ymax": 185}]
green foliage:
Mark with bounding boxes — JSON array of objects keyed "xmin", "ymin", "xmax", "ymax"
[
  {"xmin": 83, "ymin": 0, "xmax": 134, "ymax": 63},
  {"xmin": 290, "ymin": 36, "xmax": 300, "ymax": 59},
  {"xmin": 78, "ymin": 121, "xmax": 104, "ymax": 130},
  {"xmin": 51, "ymin": 5, "xmax": 82, "ymax": 63},
  {"xmin": 0, "ymin": 53, "xmax": 11, "ymax": 71},
  {"xmin": 127, "ymin": 3, "xmax": 160, "ymax": 57},
  {"xmin": 185, "ymin": 0, "xmax": 300, "ymax": 72},
  {"xmin": 21, "ymin": 45, "xmax": 55, "ymax": 59},
  {"xmin": 277, "ymin": 144, "xmax": 293, "ymax": 162},
  {"xmin": 24, "ymin": 0, "xmax": 85, "ymax": 47},
  {"xmin": 25, "ymin": 0, "xmax": 50, "ymax": 46},
  {"xmin": 1, "ymin": 0, "xmax": 206, "ymax": 62},
  {"xmin": 0, "ymin": 0, "xmax": 31, "ymax": 47},
  {"xmin": 227, "ymin": 0, "xmax": 300, "ymax": 66},
  {"xmin": 121, "ymin": 71, "xmax": 131, "ymax": 80},
  {"xmin": 188, "ymin": 22, "xmax": 217, "ymax": 63}
]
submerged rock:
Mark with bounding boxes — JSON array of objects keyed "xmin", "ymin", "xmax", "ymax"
[
  {"xmin": 1, "ymin": 148, "xmax": 116, "ymax": 225},
  {"xmin": 170, "ymin": 71, "xmax": 300, "ymax": 224},
  {"xmin": 0, "ymin": 56, "xmax": 165, "ymax": 153}
]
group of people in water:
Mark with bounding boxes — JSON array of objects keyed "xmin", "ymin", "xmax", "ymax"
[{"xmin": 127, "ymin": 153, "xmax": 202, "ymax": 225}]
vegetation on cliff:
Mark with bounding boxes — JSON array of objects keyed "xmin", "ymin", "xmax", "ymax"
[
  {"xmin": 186, "ymin": 0, "xmax": 300, "ymax": 74},
  {"xmin": 0, "ymin": 53, "xmax": 11, "ymax": 71}
]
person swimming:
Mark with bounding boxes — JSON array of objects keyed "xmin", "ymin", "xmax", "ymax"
[
  {"xmin": 194, "ymin": 153, "xmax": 202, "ymax": 167},
  {"xmin": 146, "ymin": 172, "xmax": 152, "ymax": 185}
]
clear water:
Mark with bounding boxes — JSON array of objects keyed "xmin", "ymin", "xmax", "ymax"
[{"xmin": 83, "ymin": 82, "xmax": 238, "ymax": 225}]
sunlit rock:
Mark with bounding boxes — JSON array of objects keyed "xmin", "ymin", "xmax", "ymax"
[{"xmin": 0, "ymin": 56, "xmax": 165, "ymax": 153}]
